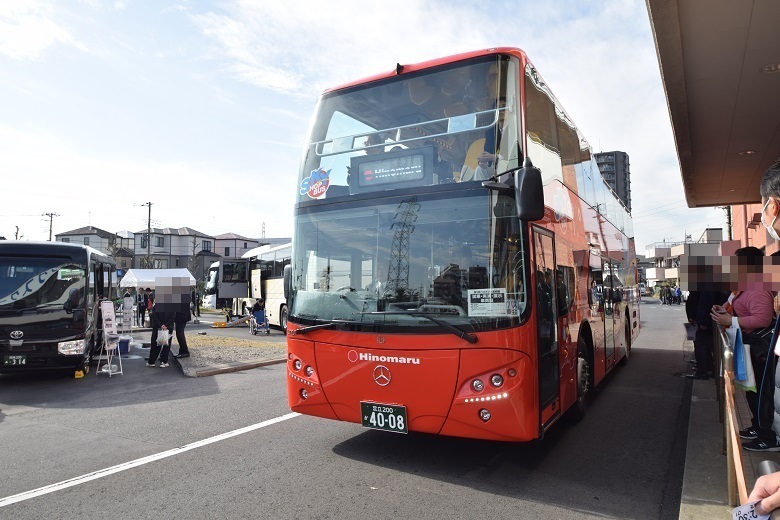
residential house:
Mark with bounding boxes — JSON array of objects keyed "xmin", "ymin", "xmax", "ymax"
[
  {"xmin": 214, "ymin": 233, "xmax": 260, "ymax": 259},
  {"xmin": 56, "ymin": 226, "xmax": 121, "ymax": 256},
  {"xmin": 133, "ymin": 227, "xmax": 219, "ymax": 280}
]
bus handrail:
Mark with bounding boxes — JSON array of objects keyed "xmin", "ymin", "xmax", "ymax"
[{"xmin": 311, "ymin": 108, "xmax": 503, "ymax": 158}]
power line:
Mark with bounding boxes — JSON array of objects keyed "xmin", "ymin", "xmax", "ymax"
[{"xmin": 632, "ymin": 200, "xmax": 689, "ymax": 216}]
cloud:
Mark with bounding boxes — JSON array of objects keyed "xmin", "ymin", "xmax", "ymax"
[
  {"xmin": 189, "ymin": 1, "xmax": 492, "ymax": 96},
  {"xmin": 0, "ymin": 1, "xmax": 75, "ymax": 60},
  {"xmin": 0, "ymin": 124, "xmax": 297, "ymax": 241}
]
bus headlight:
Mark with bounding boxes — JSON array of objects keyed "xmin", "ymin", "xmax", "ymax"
[
  {"xmin": 58, "ymin": 339, "xmax": 86, "ymax": 355},
  {"xmin": 479, "ymin": 409, "xmax": 491, "ymax": 422},
  {"xmin": 305, "ymin": 366, "xmax": 314, "ymax": 377},
  {"xmin": 472, "ymin": 379, "xmax": 484, "ymax": 392},
  {"xmin": 490, "ymin": 374, "xmax": 504, "ymax": 387},
  {"xmin": 293, "ymin": 359, "xmax": 302, "ymax": 371}
]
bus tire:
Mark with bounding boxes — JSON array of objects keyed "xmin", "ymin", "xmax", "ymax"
[
  {"xmin": 571, "ymin": 335, "xmax": 591, "ymax": 422},
  {"xmin": 280, "ymin": 305, "xmax": 288, "ymax": 335},
  {"xmin": 619, "ymin": 322, "xmax": 630, "ymax": 366}
]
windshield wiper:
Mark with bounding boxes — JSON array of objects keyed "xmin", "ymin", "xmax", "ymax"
[
  {"xmin": 363, "ymin": 311, "xmax": 478, "ymax": 344},
  {"xmin": 290, "ymin": 319, "xmax": 365, "ymax": 336}
]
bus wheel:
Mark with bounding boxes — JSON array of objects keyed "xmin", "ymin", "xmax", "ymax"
[
  {"xmin": 619, "ymin": 323, "xmax": 630, "ymax": 366},
  {"xmin": 572, "ymin": 336, "xmax": 591, "ymax": 422},
  {"xmin": 280, "ymin": 305, "xmax": 288, "ymax": 335}
]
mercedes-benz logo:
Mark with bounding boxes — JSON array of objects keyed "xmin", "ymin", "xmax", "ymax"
[
  {"xmin": 10, "ymin": 330, "xmax": 23, "ymax": 340},
  {"xmin": 372, "ymin": 365, "xmax": 391, "ymax": 386}
]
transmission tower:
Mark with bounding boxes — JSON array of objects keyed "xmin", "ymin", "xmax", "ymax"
[{"xmin": 387, "ymin": 197, "xmax": 420, "ymax": 295}]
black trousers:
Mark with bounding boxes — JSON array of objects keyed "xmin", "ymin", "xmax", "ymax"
[
  {"xmin": 693, "ymin": 328, "xmax": 714, "ymax": 374},
  {"xmin": 745, "ymin": 350, "xmax": 776, "ymax": 442},
  {"xmin": 149, "ymin": 326, "xmax": 171, "ymax": 364},
  {"xmin": 168, "ymin": 315, "xmax": 189, "ymax": 355}
]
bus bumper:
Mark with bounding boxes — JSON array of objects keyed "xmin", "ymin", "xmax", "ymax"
[{"xmin": 287, "ymin": 337, "xmax": 536, "ymax": 441}]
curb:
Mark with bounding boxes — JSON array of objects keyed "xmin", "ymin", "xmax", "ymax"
[{"xmin": 171, "ymin": 355, "xmax": 287, "ymax": 377}]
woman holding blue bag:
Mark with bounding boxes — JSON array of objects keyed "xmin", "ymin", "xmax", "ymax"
[{"xmin": 711, "ymin": 246, "xmax": 776, "ymax": 451}]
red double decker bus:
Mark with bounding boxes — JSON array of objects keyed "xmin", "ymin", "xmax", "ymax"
[{"xmin": 286, "ymin": 47, "xmax": 639, "ymax": 441}]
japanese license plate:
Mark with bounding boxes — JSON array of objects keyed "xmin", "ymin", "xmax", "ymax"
[
  {"xmin": 3, "ymin": 355, "xmax": 27, "ymax": 366},
  {"xmin": 360, "ymin": 402, "xmax": 408, "ymax": 434}
]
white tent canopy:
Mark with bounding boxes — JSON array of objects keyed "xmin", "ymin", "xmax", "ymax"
[{"xmin": 119, "ymin": 268, "xmax": 196, "ymax": 289}]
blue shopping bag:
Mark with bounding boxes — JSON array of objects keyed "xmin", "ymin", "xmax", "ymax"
[{"xmin": 733, "ymin": 327, "xmax": 746, "ymax": 381}]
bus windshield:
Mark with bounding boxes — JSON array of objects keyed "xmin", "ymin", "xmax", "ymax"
[
  {"xmin": 204, "ymin": 264, "xmax": 218, "ymax": 296},
  {"xmin": 0, "ymin": 258, "xmax": 86, "ymax": 312},
  {"xmin": 298, "ymin": 55, "xmax": 521, "ymax": 202},
  {"xmin": 291, "ymin": 189, "xmax": 527, "ymax": 331}
]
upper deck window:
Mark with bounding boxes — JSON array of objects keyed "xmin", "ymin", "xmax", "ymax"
[{"xmin": 298, "ymin": 56, "xmax": 521, "ymax": 203}]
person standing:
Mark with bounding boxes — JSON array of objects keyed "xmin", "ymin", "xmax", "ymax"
[
  {"xmin": 137, "ymin": 288, "xmax": 149, "ymax": 327},
  {"xmin": 710, "ymin": 246, "xmax": 776, "ymax": 451},
  {"xmin": 756, "ymin": 159, "xmax": 780, "ymax": 454},
  {"xmin": 685, "ymin": 290, "xmax": 724, "ymax": 379},
  {"xmin": 191, "ymin": 287, "xmax": 201, "ymax": 317},
  {"xmin": 147, "ymin": 303, "xmax": 175, "ymax": 368}
]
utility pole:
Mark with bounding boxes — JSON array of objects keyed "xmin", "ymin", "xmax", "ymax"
[
  {"xmin": 42, "ymin": 212, "xmax": 59, "ymax": 241},
  {"xmin": 722, "ymin": 206, "xmax": 733, "ymax": 241},
  {"xmin": 141, "ymin": 202, "xmax": 153, "ymax": 268}
]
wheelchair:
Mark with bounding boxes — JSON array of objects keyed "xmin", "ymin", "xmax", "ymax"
[{"xmin": 249, "ymin": 310, "xmax": 270, "ymax": 335}]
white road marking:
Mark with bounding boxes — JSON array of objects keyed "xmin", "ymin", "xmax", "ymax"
[{"xmin": 0, "ymin": 412, "xmax": 301, "ymax": 508}]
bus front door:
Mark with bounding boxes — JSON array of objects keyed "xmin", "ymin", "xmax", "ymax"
[
  {"xmin": 533, "ymin": 228, "xmax": 559, "ymax": 425},
  {"xmin": 602, "ymin": 259, "xmax": 616, "ymax": 367}
]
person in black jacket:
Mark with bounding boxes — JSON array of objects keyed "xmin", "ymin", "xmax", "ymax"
[
  {"xmin": 685, "ymin": 290, "xmax": 723, "ymax": 379},
  {"xmin": 147, "ymin": 305, "xmax": 175, "ymax": 367}
]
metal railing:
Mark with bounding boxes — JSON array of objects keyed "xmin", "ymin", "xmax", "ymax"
[
  {"xmin": 715, "ymin": 322, "xmax": 747, "ymax": 505},
  {"xmin": 717, "ymin": 322, "xmax": 780, "ymax": 515}
]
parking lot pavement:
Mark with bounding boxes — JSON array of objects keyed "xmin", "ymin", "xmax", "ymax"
[{"xmin": 124, "ymin": 318, "xmax": 287, "ymax": 378}]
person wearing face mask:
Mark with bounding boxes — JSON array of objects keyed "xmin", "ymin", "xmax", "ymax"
[
  {"xmin": 755, "ymin": 160, "xmax": 780, "ymax": 457},
  {"xmin": 761, "ymin": 160, "xmax": 780, "ymax": 242}
]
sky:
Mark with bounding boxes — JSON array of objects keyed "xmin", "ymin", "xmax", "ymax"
[{"xmin": 0, "ymin": 0, "xmax": 726, "ymax": 254}]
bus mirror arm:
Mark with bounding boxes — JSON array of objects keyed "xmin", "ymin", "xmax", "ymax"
[
  {"xmin": 481, "ymin": 167, "xmax": 518, "ymax": 194},
  {"xmin": 514, "ymin": 157, "xmax": 544, "ymax": 221}
]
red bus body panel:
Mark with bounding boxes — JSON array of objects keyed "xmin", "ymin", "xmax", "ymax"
[{"xmin": 288, "ymin": 326, "xmax": 547, "ymax": 442}]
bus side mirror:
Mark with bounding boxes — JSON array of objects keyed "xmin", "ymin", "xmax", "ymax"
[
  {"xmin": 514, "ymin": 157, "xmax": 544, "ymax": 221},
  {"xmin": 283, "ymin": 264, "xmax": 291, "ymax": 301}
]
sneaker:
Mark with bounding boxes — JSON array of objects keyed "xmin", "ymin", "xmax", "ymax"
[
  {"xmin": 739, "ymin": 427, "xmax": 759, "ymax": 440},
  {"xmin": 742, "ymin": 438, "xmax": 780, "ymax": 452},
  {"xmin": 146, "ymin": 362, "xmax": 155, "ymax": 367},
  {"xmin": 159, "ymin": 362, "xmax": 169, "ymax": 368}
]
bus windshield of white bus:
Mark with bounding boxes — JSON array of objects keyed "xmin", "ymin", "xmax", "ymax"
[{"xmin": 298, "ymin": 55, "xmax": 521, "ymax": 202}]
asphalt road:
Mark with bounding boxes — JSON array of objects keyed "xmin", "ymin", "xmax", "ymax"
[{"xmin": 0, "ymin": 298, "xmax": 692, "ymax": 519}]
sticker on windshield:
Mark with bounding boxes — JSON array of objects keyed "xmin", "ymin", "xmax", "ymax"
[
  {"xmin": 301, "ymin": 167, "xmax": 331, "ymax": 199},
  {"xmin": 468, "ymin": 288, "xmax": 508, "ymax": 317}
]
